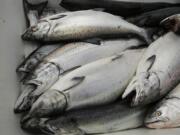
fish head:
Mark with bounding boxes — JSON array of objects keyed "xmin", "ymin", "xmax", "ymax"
[
  {"xmin": 17, "ymin": 53, "xmax": 43, "ymax": 73},
  {"xmin": 14, "ymin": 62, "xmax": 60, "ymax": 113},
  {"xmin": 14, "ymin": 84, "xmax": 36, "ymax": 113},
  {"xmin": 21, "ymin": 115, "xmax": 51, "ymax": 134},
  {"xmin": 22, "ymin": 20, "xmax": 50, "ymax": 41},
  {"xmin": 29, "ymin": 90, "xmax": 67, "ymax": 117},
  {"xmin": 123, "ymin": 72, "xmax": 160, "ymax": 106},
  {"xmin": 145, "ymin": 98, "xmax": 180, "ymax": 129}
]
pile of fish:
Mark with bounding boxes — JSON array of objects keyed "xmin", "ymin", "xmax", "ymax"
[{"xmin": 14, "ymin": 0, "xmax": 180, "ymax": 134}]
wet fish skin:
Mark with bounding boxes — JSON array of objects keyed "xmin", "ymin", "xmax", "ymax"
[
  {"xmin": 127, "ymin": 7, "xmax": 180, "ymax": 27},
  {"xmin": 21, "ymin": 10, "xmax": 152, "ymax": 44},
  {"xmin": 14, "ymin": 39, "xmax": 144, "ymax": 113},
  {"xmin": 16, "ymin": 44, "xmax": 60, "ymax": 77},
  {"xmin": 161, "ymin": 14, "xmax": 180, "ymax": 34},
  {"xmin": 60, "ymin": 0, "xmax": 180, "ymax": 17},
  {"xmin": 122, "ymin": 32, "xmax": 180, "ymax": 107},
  {"xmin": 21, "ymin": 101, "xmax": 147, "ymax": 135},
  {"xmin": 145, "ymin": 83, "xmax": 180, "ymax": 129},
  {"xmin": 28, "ymin": 48, "xmax": 145, "ymax": 117},
  {"xmin": 14, "ymin": 43, "xmax": 83, "ymax": 113}
]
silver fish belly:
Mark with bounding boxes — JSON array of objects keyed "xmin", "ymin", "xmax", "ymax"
[
  {"xmin": 122, "ymin": 32, "xmax": 180, "ymax": 106},
  {"xmin": 21, "ymin": 10, "xmax": 152, "ymax": 44},
  {"xmin": 28, "ymin": 48, "xmax": 145, "ymax": 117},
  {"xmin": 145, "ymin": 83, "xmax": 180, "ymax": 129}
]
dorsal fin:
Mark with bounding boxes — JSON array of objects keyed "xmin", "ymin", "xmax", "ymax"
[
  {"xmin": 49, "ymin": 14, "xmax": 67, "ymax": 20},
  {"xmin": 146, "ymin": 55, "xmax": 156, "ymax": 71},
  {"xmin": 111, "ymin": 54, "xmax": 124, "ymax": 61},
  {"xmin": 63, "ymin": 76, "xmax": 85, "ymax": 92},
  {"xmin": 84, "ymin": 38, "xmax": 102, "ymax": 45}
]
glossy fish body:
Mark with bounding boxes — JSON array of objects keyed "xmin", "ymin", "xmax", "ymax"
[
  {"xmin": 128, "ymin": 7, "xmax": 180, "ymax": 27},
  {"xmin": 22, "ymin": 101, "xmax": 147, "ymax": 135},
  {"xmin": 14, "ymin": 43, "xmax": 83, "ymax": 113},
  {"xmin": 14, "ymin": 39, "xmax": 144, "ymax": 113},
  {"xmin": 21, "ymin": 10, "xmax": 152, "ymax": 44},
  {"xmin": 161, "ymin": 14, "xmax": 180, "ymax": 34},
  {"xmin": 145, "ymin": 83, "xmax": 180, "ymax": 129},
  {"xmin": 60, "ymin": 0, "xmax": 180, "ymax": 17},
  {"xmin": 16, "ymin": 44, "xmax": 60, "ymax": 77},
  {"xmin": 122, "ymin": 32, "xmax": 180, "ymax": 106},
  {"xmin": 29, "ymin": 48, "xmax": 145, "ymax": 117}
]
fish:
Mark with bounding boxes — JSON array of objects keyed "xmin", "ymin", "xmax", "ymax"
[
  {"xmin": 14, "ymin": 38, "xmax": 145, "ymax": 113},
  {"xmin": 145, "ymin": 83, "xmax": 180, "ymax": 129},
  {"xmin": 160, "ymin": 14, "xmax": 180, "ymax": 34},
  {"xmin": 127, "ymin": 7, "xmax": 180, "ymax": 27},
  {"xmin": 14, "ymin": 42, "xmax": 84, "ymax": 113},
  {"xmin": 28, "ymin": 48, "xmax": 146, "ymax": 117},
  {"xmin": 122, "ymin": 32, "xmax": 180, "ymax": 107},
  {"xmin": 16, "ymin": 44, "xmax": 60, "ymax": 78},
  {"xmin": 60, "ymin": 0, "xmax": 180, "ymax": 17},
  {"xmin": 21, "ymin": 100, "xmax": 148, "ymax": 135},
  {"xmin": 21, "ymin": 10, "xmax": 153, "ymax": 44}
]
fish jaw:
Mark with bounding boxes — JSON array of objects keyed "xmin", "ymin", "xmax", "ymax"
[
  {"xmin": 14, "ymin": 84, "xmax": 36, "ymax": 113},
  {"xmin": 122, "ymin": 72, "xmax": 160, "ymax": 106},
  {"xmin": 29, "ymin": 90, "xmax": 67, "ymax": 117}
]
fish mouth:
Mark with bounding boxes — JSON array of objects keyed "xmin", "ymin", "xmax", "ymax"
[
  {"xmin": 145, "ymin": 120, "xmax": 165, "ymax": 129},
  {"xmin": 21, "ymin": 28, "xmax": 33, "ymax": 40}
]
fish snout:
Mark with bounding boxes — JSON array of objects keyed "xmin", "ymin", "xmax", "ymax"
[
  {"xmin": 21, "ymin": 28, "xmax": 33, "ymax": 40},
  {"xmin": 29, "ymin": 90, "xmax": 67, "ymax": 117},
  {"xmin": 14, "ymin": 85, "xmax": 36, "ymax": 113}
]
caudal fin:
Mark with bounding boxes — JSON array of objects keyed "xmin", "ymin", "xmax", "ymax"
[{"xmin": 23, "ymin": 0, "xmax": 48, "ymax": 26}]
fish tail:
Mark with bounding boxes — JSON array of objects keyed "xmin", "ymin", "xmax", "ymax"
[{"xmin": 23, "ymin": 0, "xmax": 48, "ymax": 25}]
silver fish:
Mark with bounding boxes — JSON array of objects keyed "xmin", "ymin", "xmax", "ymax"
[
  {"xmin": 161, "ymin": 14, "xmax": 180, "ymax": 34},
  {"xmin": 122, "ymin": 32, "xmax": 180, "ymax": 106},
  {"xmin": 145, "ymin": 83, "xmax": 180, "ymax": 129},
  {"xmin": 28, "ymin": 48, "xmax": 145, "ymax": 117},
  {"xmin": 14, "ymin": 43, "xmax": 84, "ymax": 113},
  {"xmin": 60, "ymin": 0, "xmax": 180, "ymax": 17},
  {"xmin": 21, "ymin": 101, "xmax": 147, "ymax": 135},
  {"xmin": 16, "ymin": 44, "xmax": 60, "ymax": 77},
  {"xmin": 21, "ymin": 10, "xmax": 152, "ymax": 44},
  {"xmin": 14, "ymin": 39, "xmax": 144, "ymax": 113}
]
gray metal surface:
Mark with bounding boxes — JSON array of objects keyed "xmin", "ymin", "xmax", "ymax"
[{"xmin": 0, "ymin": 0, "xmax": 180, "ymax": 134}]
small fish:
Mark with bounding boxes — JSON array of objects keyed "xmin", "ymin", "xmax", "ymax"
[
  {"xmin": 145, "ymin": 83, "xmax": 180, "ymax": 129},
  {"xmin": 127, "ymin": 7, "xmax": 180, "ymax": 27},
  {"xmin": 14, "ymin": 39, "xmax": 144, "ymax": 113},
  {"xmin": 28, "ymin": 48, "xmax": 145, "ymax": 117},
  {"xmin": 122, "ymin": 32, "xmax": 180, "ymax": 106},
  {"xmin": 21, "ymin": 10, "xmax": 152, "ymax": 44},
  {"xmin": 60, "ymin": 0, "xmax": 180, "ymax": 17},
  {"xmin": 21, "ymin": 100, "xmax": 147, "ymax": 135},
  {"xmin": 161, "ymin": 14, "xmax": 180, "ymax": 34},
  {"xmin": 16, "ymin": 44, "xmax": 60, "ymax": 78}
]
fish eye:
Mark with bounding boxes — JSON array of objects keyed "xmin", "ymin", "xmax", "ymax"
[
  {"xmin": 155, "ymin": 111, "xmax": 162, "ymax": 117},
  {"xmin": 31, "ymin": 26, "xmax": 39, "ymax": 32}
]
